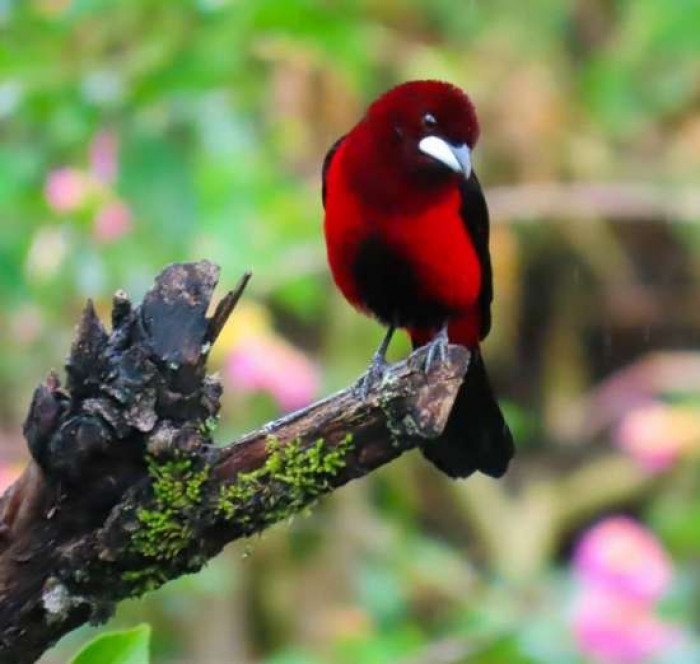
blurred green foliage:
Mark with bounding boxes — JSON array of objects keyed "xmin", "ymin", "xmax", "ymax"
[{"xmin": 1, "ymin": 0, "xmax": 700, "ymax": 662}]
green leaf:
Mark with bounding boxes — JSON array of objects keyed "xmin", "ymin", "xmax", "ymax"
[{"xmin": 70, "ymin": 624, "xmax": 152, "ymax": 664}]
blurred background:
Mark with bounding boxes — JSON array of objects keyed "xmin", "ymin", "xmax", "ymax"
[{"xmin": 1, "ymin": 0, "xmax": 700, "ymax": 662}]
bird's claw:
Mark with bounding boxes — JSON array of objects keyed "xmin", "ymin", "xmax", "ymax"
[
  {"xmin": 355, "ymin": 353, "xmax": 389, "ymax": 400},
  {"xmin": 423, "ymin": 325, "xmax": 450, "ymax": 374}
]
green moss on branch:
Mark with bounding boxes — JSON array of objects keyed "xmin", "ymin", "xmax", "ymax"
[
  {"xmin": 131, "ymin": 455, "xmax": 210, "ymax": 562},
  {"xmin": 126, "ymin": 434, "xmax": 355, "ymax": 588},
  {"xmin": 217, "ymin": 434, "xmax": 354, "ymax": 529}
]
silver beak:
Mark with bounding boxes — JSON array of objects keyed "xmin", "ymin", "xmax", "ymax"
[{"xmin": 418, "ymin": 136, "xmax": 472, "ymax": 178}]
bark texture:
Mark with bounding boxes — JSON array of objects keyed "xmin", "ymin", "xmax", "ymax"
[{"xmin": 0, "ymin": 261, "xmax": 470, "ymax": 664}]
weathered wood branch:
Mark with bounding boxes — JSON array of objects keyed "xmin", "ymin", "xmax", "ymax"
[{"xmin": 0, "ymin": 261, "xmax": 470, "ymax": 664}]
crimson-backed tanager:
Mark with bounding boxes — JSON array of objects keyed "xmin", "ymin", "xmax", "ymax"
[{"xmin": 322, "ymin": 80, "xmax": 514, "ymax": 478}]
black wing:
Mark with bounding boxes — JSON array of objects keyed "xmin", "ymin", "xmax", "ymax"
[
  {"xmin": 321, "ymin": 135, "xmax": 345, "ymax": 209},
  {"xmin": 458, "ymin": 171, "xmax": 493, "ymax": 340}
]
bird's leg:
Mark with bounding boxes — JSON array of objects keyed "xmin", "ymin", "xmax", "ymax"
[
  {"xmin": 423, "ymin": 322, "xmax": 450, "ymax": 373},
  {"xmin": 356, "ymin": 324, "xmax": 395, "ymax": 399}
]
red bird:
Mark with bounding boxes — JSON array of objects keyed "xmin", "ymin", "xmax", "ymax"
[{"xmin": 322, "ymin": 80, "xmax": 514, "ymax": 478}]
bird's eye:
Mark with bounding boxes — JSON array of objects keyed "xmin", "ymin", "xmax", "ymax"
[{"xmin": 422, "ymin": 113, "xmax": 438, "ymax": 130}]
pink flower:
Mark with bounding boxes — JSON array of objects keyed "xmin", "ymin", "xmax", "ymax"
[
  {"xmin": 226, "ymin": 336, "xmax": 319, "ymax": 412},
  {"xmin": 572, "ymin": 585, "xmax": 679, "ymax": 664},
  {"xmin": 93, "ymin": 201, "xmax": 133, "ymax": 243},
  {"xmin": 574, "ymin": 517, "xmax": 672, "ymax": 602},
  {"xmin": 89, "ymin": 130, "xmax": 118, "ymax": 184},
  {"xmin": 44, "ymin": 168, "xmax": 90, "ymax": 212},
  {"xmin": 615, "ymin": 402, "xmax": 700, "ymax": 473},
  {"xmin": 571, "ymin": 518, "xmax": 682, "ymax": 662}
]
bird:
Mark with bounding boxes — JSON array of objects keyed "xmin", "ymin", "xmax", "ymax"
[{"xmin": 321, "ymin": 80, "xmax": 514, "ymax": 479}]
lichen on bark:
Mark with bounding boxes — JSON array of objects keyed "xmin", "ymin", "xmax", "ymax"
[{"xmin": 216, "ymin": 434, "xmax": 354, "ymax": 527}]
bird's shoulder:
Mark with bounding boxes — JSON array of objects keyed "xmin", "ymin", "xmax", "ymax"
[
  {"xmin": 321, "ymin": 135, "xmax": 346, "ymax": 209},
  {"xmin": 458, "ymin": 172, "xmax": 493, "ymax": 339},
  {"xmin": 458, "ymin": 172, "xmax": 489, "ymax": 246}
]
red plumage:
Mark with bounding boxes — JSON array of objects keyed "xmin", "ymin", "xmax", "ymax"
[{"xmin": 322, "ymin": 80, "xmax": 514, "ymax": 478}]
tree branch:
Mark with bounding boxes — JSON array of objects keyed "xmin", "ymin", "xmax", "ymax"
[
  {"xmin": 487, "ymin": 182, "xmax": 700, "ymax": 225},
  {"xmin": 0, "ymin": 261, "xmax": 469, "ymax": 664}
]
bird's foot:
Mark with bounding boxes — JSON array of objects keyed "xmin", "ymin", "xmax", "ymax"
[
  {"xmin": 355, "ymin": 324, "xmax": 396, "ymax": 400},
  {"xmin": 355, "ymin": 352, "xmax": 389, "ymax": 400},
  {"xmin": 422, "ymin": 324, "xmax": 450, "ymax": 374}
]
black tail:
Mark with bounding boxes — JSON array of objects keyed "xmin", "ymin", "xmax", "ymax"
[{"xmin": 420, "ymin": 349, "xmax": 514, "ymax": 479}]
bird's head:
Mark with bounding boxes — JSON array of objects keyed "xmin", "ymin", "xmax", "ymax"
[
  {"xmin": 343, "ymin": 80, "xmax": 480, "ymax": 208},
  {"xmin": 368, "ymin": 79, "xmax": 479, "ymax": 178}
]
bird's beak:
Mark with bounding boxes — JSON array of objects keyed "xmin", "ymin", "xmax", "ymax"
[{"xmin": 418, "ymin": 136, "xmax": 472, "ymax": 178}]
